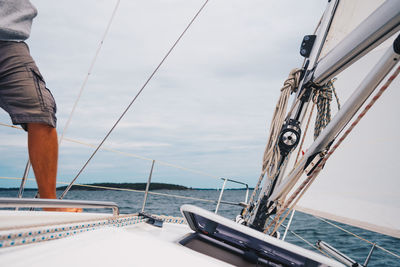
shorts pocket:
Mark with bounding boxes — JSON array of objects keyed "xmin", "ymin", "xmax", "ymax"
[{"xmin": 29, "ymin": 66, "xmax": 47, "ymax": 110}]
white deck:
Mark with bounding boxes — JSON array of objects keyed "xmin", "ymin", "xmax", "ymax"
[
  {"xmin": 0, "ymin": 210, "xmax": 233, "ymax": 267},
  {"xmin": 0, "ymin": 210, "xmax": 114, "ymax": 228},
  {"xmin": 0, "ymin": 208, "xmax": 346, "ymax": 266}
]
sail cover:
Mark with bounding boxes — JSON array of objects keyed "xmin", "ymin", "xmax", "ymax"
[{"xmin": 294, "ymin": 0, "xmax": 400, "ymax": 239}]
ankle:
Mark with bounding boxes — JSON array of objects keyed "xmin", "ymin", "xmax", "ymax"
[{"xmin": 38, "ymin": 191, "xmax": 57, "ymax": 199}]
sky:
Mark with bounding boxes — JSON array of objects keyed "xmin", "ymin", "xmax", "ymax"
[{"xmin": 0, "ymin": 0, "xmax": 328, "ymax": 190}]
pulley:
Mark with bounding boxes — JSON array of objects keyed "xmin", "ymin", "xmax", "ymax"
[{"xmin": 278, "ymin": 119, "xmax": 301, "ymax": 156}]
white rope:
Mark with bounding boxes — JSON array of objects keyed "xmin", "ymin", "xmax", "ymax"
[
  {"xmin": 58, "ymin": 0, "xmax": 121, "ymax": 145},
  {"xmin": 243, "ymin": 68, "xmax": 301, "ymax": 219},
  {"xmin": 262, "ymin": 68, "xmax": 302, "ymax": 181}
]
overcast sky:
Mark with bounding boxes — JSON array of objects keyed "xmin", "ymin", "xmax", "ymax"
[{"xmin": 0, "ymin": 0, "xmax": 328, "ymax": 190}]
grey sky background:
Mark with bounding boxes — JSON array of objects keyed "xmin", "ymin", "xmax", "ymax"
[{"xmin": 0, "ymin": 0, "xmax": 327, "ymax": 189}]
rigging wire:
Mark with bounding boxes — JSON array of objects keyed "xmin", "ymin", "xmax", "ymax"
[
  {"xmin": 0, "ymin": 122, "xmax": 220, "ymax": 180},
  {"xmin": 0, "ymin": 176, "xmax": 236, "ymax": 206},
  {"xmin": 1, "ymin": 172, "xmax": 399, "ymax": 258},
  {"xmin": 313, "ymin": 216, "xmax": 400, "ymax": 260},
  {"xmin": 58, "ymin": 0, "xmax": 121, "ymax": 145},
  {"xmin": 59, "ymin": 0, "xmax": 211, "ymax": 199},
  {"xmin": 242, "ymin": 69, "xmax": 302, "ymax": 220},
  {"xmin": 280, "ymin": 223, "xmax": 332, "ymax": 259},
  {"xmin": 62, "ymin": 137, "xmax": 220, "ymax": 179}
]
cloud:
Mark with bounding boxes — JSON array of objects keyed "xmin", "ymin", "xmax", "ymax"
[{"xmin": 0, "ymin": 0, "xmax": 327, "ymax": 188}]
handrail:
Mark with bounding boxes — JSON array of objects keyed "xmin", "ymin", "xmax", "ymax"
[
  {"xmin": 0, "ymin": 197, "xmax": 119, "ymax": 216},
  {"xmin": 0, "ymin": 122, "xmax": 251, "ymax": 208},
  {"xmin": 222, "ymin": 178, "xmax": 250, "ymax": 203},
  {"xmin": 215, "ymin": 177, "xmax": 249, "ymax": 213},
  {"xmin": 141, "ymin": 160, "xmax": 155, "ymax": 212},
  {"xmin": 0, "ymin": 176, "xmax": 248, "ymax": 212},
  {"xmin": 215, "ymin": 178, "xmax": 228, "ymax": 213}
]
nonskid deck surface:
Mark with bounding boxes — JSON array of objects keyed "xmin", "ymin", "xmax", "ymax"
[
  {"xmin": 0, "ymin": 210, "xmax": 233, "ymax": 267},
  {"xmin": 0, "ymin": 208, "xmax": 345, "ymax": 266},
  {"xmin": 0, "ymin": 210, "xmax": 114, "ymax": 228}
]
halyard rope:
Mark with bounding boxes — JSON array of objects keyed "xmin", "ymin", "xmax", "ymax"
[
  {"xmin": 267, "ymin": 64, "xmax": 400, "ymax": 236},
  {"xmin": 263, "ymin": 68, "xmax": 302, "ymax": 181},
  {"xmin": 242, "ymin": 69, "xmax": 301, "ymax": 220}
]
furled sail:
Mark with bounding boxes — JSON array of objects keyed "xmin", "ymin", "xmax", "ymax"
[{"xmin": 294, "ymin": 0, "xmax": 400, "ymax": 238}]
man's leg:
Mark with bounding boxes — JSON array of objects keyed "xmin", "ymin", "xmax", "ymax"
[
  {"xmin": 27, "ymin": 123, "xmax": 81, "ymax": 212},
  {"xmin": 0, "ymin": 42, "xmax": 80, "ymax": 211},
  {"xmin": 27, "ymin": 123, "xmax": 58, "ymax": 199}
]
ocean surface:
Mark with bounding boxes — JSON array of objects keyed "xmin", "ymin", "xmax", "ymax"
[{"xmin": 1, "ymin": 189, "xmax": 399, "ymax": 266}]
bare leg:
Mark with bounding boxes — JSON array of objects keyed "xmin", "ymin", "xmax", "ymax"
[
  {"xmin": 28, "ymin": 123, "xmax": 58, "ymax": 199},
  {"xmin": 27, "ymin": 123, "xmax": 81, "ymax": 212}
]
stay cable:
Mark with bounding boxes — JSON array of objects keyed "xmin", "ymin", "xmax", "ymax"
[{"xmin": 60, "ymin": 0, "xmax": 211, "ymax": 199}]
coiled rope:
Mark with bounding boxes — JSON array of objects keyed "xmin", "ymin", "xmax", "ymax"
[
  {"xmin": 313, "ymin": 78, "xmax": 340, "ymax": 139},
  {"xmin": 242, "ymin": 69, "xmax": 301, "ymax": 220}
]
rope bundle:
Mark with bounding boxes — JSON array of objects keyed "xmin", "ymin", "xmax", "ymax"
[
  {"xmin": 313, "ymin": 78, "xmax": 340, "ymax": 139},
  {"xmin": 242, "ymin": 68, "xmax": 301, "ymax": 220},
  {"xmin": 263, "ymin": 68, "xmax": 302, "ymax": 180}
]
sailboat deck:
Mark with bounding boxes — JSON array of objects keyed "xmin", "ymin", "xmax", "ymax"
[
  {"xmin": 0, "ymin": 210, "xmax": 234, "ymax": 267},
  {"xmin": 0, "ymin": 210, "xmax": 113, "ymax": 228}
]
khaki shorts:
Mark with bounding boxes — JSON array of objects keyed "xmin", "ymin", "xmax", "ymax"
[{"xmin": 0, "ymin": 41, "xmax": 56, "ymax": 131}]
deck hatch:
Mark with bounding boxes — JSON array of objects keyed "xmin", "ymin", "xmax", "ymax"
[{"xmin": 181, "ymin": 205, "xmax": 326, "ymax": 267}]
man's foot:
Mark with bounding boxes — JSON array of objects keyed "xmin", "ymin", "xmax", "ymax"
[{"xmin": 43, "ymin": 207, "xmax": 83, "ymax": 212}]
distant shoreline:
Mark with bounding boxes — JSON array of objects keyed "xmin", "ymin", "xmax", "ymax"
[{"xmin": 0, "ymin": 182, "xmax": 252, "ymax": 191}]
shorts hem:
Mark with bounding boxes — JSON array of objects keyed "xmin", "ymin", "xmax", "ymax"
[{"xmin": 11, "ymin": 114, "xmax": 57, "ymax": 131}]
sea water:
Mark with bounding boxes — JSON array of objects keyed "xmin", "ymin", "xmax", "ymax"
[{"xmin": 1, "ymin": 189, "xmax": 399, "ymax": 266}]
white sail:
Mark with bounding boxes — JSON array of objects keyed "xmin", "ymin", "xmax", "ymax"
[
  {"xmin": 294, "ymin": 0, "xmax": 400, "ymax": 238},
  {"xmin": 319, "ymin": 0, "xmax": 386, "ymax": 59}
]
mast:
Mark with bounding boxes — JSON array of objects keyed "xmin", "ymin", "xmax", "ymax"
[
  {"xmin": 248, "ymin": 0, "xmax": 400, "ymax": 231},
  {"xmin": 248, "ymin": 0, "xmax": 341, "ymax": 230}
]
